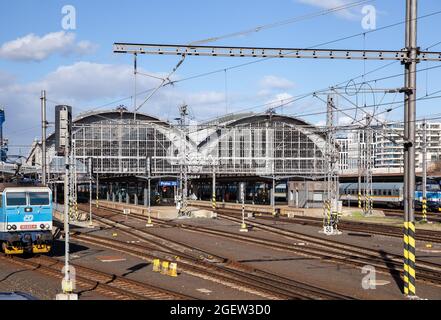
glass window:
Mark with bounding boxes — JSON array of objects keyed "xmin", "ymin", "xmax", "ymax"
[
  {"xmin": 29, "ymin": 192, "xmax": 50, "ymax": 206},
  {"xmin": 6, "ymin": 192, "xmax": 27, "ymax": 206}
]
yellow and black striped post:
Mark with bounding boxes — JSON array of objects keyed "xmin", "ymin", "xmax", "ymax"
[
  {"xmin": 212, "ymin": 192, "xmax": 216, "ymax": 211},
  {"xmin": 368, "ymin": 195, "xmax": 373, "ymax": 214},
  {"xmin": 403, "ymin": 222, "xmax": 410, "ymax": 295},
  {"xmin": 96, "ymin": 173, "xmax": 99, "ymax": 208},
  {"xmin": 407, "ymin": 221, "xmax": 417, "ymax": 296},
  {"xmin": 364, "ymin": 193, "xmax": 368, "ymax": 215},
  {"xmin": 358, "ymin": 192, "xmax": 362, "ymax": 209},
  {"xmin": 212, "ymin": 167, "xmax": 216, "ymax": 211},
  {"xmin": 323, "ymin": 200, "xmax": 331, "ymax": 227},
  {"xmin": 323, "ymin": 200, "xmax": 329, "ymax": 230},
  {"xmin": 421, "ymin": 198, "xmax": 427, "ymax": 222}
]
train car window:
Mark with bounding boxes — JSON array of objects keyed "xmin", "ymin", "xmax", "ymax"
[
  {"xmin": 6, "ymin": 192, "xmax": 27, "ymax": 206},
  {"xmin": 29, "ymin": 192, "xmax": 50, "ymax": 206}
]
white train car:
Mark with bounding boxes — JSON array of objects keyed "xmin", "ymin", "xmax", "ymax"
[{"xmin": 339, "ymin": 182, "xmax": 404, "ymax": 207}]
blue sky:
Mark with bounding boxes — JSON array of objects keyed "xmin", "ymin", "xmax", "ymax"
[{"xmin": 1, "ymin": 0, "xmax": 441, "ymax": 155}]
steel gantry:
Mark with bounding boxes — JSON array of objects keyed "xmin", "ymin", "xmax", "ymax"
[
  {"xmin": 113, "ymin": 43, "xmax": 441, "ymax": 62},
  {"xmin": 113, "ymin": 0, "xmax": 430, "ymax": 298},
  {"xmin": 323, "ymin": 95, "xmax": 340, "ymax": 235}
]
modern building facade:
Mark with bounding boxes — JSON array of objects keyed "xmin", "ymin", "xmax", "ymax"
[{"xmin": 337, "ymin": 122, "xmax": 441, "ymax": 173}]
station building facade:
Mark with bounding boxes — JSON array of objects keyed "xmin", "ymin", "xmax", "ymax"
[{"xmin": 27, "ymin": 107, "xmax": 329, "ymax": 205}]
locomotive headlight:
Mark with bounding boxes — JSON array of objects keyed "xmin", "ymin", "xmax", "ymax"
[
  {"xmin": 11, "ymin": 225, "xmax": 17, "ymax": 230},
  {"xmin": 40, "ymin": 224, "xmax": 45, "ymax": 229},
  {"xmin": 45, "ymin": 224, "xmax": 50, "ymax": 229},
  {"xmin": 6, "ymin": 225, "xmax": 12, "ymax": 230}
]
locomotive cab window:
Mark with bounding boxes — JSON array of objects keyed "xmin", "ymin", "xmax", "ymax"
[
  {"xmin": 29, "ymin": 192, "xmax": 50, "ymax": 206},
  {"xmin": 6, "ymin": 192, "xmax": 27, "ymax": 206}
]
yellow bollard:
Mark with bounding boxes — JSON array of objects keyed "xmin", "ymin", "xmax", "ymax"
[
  {"xmin": 168, "ymin": 263, "xmax": 178, "ymax": 277},
  {"xmin": 160, "ymin": 261, "xmax": 170, "ymax": 275},
  {"xmin": 240, "ymin": 223, "xmax": 248, "ymax": 233},
  {"xmin": 152, "ymin": 259, "xmax": 161, "ymax": 272}
]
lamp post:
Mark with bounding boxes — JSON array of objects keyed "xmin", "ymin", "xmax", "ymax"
[
  {"xmin": 146, "ymin": 157, "xmax": 153, "ymax": 227},
  {"xmin": 88, "ymin": 157, "xmax": 93, "ymax": 227}
]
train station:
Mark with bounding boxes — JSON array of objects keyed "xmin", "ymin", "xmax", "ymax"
[
  {"xmin": 26, "ymin": 106, "xmax": 330, "ymax": 207},
  {"xmin": 1, "ymin": 0, "xmax": 441, "ymax": 308}
]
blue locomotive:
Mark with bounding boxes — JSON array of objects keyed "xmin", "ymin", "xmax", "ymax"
[{"xmin": 0, "ymin": 184, "xmax": 53, "ymax": 254}]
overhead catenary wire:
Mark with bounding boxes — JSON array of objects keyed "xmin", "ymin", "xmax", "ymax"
[
  {"xmin": 166, "ymin": 9, "xmax": 441, "ymax": 89},
  {"xmin": 198, "ymin": 62, "xmax": 441, "ymax": 124},
  {"xmin": 37, "ymin": 7, "xmax": 441, "ymax": 136},
  {"xmin": 190, "ymin": 0, "xmax": 374, "ymax": 45},
  {"xmin": 135, "ymin": 54, "xmax": 186, "ymax": 112},
  {"xmin": 65, "ymin": 8, "xmax": 441, "ymax": 124}
]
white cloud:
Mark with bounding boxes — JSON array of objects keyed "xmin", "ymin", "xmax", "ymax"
[
  {"xmin": 296, "ymin": 0, "xmax": 360, "ymax": 20},
  {"xmin": 260, "ymin": 75, "xmax": 295, "ymax": 90},
  {"xmin": 0, "ymin": 61, "xmax": 230, "ymax": 148},
  {"xmin": 265, "ymin": 92, "xmax": 294, "ymax": 110},
  {"xmin": 275, "ymin": 92, "xmax": 294, "ymax": 102},
  {"xmin": 0, "ymin": 31, "xmax": 97, "ymax": 62},
  {"xmin": 338, "ymin": 115, "xmax": 353, "ymax": 125},
  {"xmin": 186, "ymin": 91, "xmax": 225, "ymax": 106}
]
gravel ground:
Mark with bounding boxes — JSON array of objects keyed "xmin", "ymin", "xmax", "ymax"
[{"xmin": 0, "ymin": 259, "xmax": 107, "ymax": 300}]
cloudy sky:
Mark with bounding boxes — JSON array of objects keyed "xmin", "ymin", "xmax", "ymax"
[{"xmin": 1, "ymin": 0, "xmax": 441, "ymax": 156}]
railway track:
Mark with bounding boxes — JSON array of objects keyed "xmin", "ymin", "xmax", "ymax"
[
  {"xmin": 202, "ymin": 206, "xmax": 441, "ymax": 243},
  {"xmin": 215, "ymin": 212, "xmax": 441, "ymax": 287},
  {"xmin": 383, "ymin": 209, "xmax": 441, "ymax": 223},
  {"xmin": 75, "ymin": 204, "xmax": 353, "ymax": 300},
  {"xmin": 88, "ymin": 205, "xmax": 441, "ymax": 290},
  {"xmin": 0, "ymin": 253, "xmax": 193, "ymax": 300}
]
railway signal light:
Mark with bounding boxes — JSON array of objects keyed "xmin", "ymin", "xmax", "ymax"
[{"xmin": 55, "ymin": 105, "xmax": 72, "ymax": 157}]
